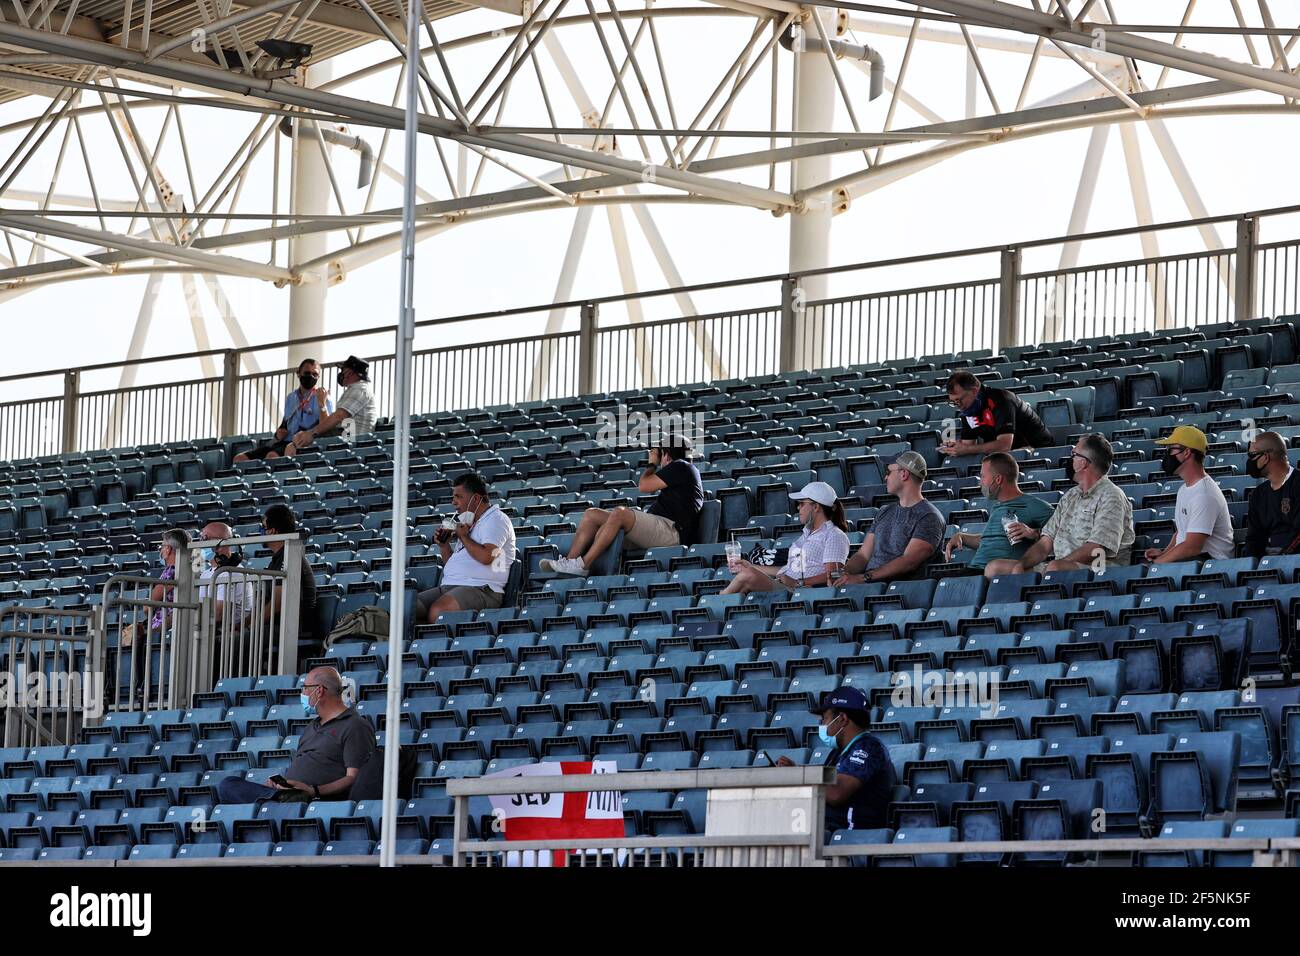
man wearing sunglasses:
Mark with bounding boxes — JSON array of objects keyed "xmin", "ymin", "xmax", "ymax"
[
  {"xmin": 1245, "ymin": 431, "xmax": 1300, "ymax": 557},
  {"xmin": 1146, "ymin": 425, "xmax": 1234, "ymax": 563},
  {"xmin": 982, "ymin": 433, "xmax": 1134, "ymax": 577}
]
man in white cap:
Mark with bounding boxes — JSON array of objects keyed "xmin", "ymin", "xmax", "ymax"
[
  {"xmin": 721, "ymin": 481, "xmax": 850, "ymax": 594},
  {"xmin": 842, "ymin": 451, "xmax": 943, "ymax": 583}
]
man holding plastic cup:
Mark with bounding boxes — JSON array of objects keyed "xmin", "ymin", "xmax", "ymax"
[{"xmin": 721, "ymin": 482, "xmax": 850, "ymax": 594}]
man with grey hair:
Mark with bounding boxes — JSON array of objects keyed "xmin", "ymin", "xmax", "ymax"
[
  {"xmin": 215, "ymin": 665, "xmax": 375, "ymax": 803},
  {"xmin": 1246, "ymin": 430, "xmax": 1300, "ymax": 557},
  {"xmin": 982, "ymin": 433, "xmax": 1134, "ymax": 576}
]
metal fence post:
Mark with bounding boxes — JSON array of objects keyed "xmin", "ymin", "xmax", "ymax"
[
  {"xmin": 997, "ymin": 247, "xmax": 1022, "ymax": 351},
  {"xmin": 578, "ymin": 302, "xmax": 597, "ymax": 394},
  {"xmin": 779, "ymin": 276, "xmax": 799, "ymax": 372},
  {"xmin": 1236, "ymin": 216, "xmax": 1258, "ymax": 323},
  {"xmin": 61, "ymin": 369, "xmax": 79, "ymax": 454},
  {"xmin": 219, "ymin": 350, "xmax": 240, "ymax": 438},
  {"xmin": 278, "ymin": 536, "xmax": 303, "ymax": 676}
]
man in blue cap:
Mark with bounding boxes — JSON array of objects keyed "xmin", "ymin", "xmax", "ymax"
[{"xmin": 777, "ymin": 687, "xmax": 894, "ymax": 840}]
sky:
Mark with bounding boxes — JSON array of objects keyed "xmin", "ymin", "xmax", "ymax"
[{"xmin": 1, "ymin": 0, "xmax": 1299, "ymax": 417}]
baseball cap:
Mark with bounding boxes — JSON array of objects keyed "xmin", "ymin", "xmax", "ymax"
[
  {"xmin": 338, "ymin": 355, "xmax": 370, "ymax": 381},
  {"xmin": 886, "ymin": 450, "xmax": 928, "ymax": 482},
  {"xmin": 1155, "ymin": 425, "xmax": 1208, "ymax": 454},
  {"xmin": 810, "ymin": 688, "xmax": 871, "ymax": 720},
  {"xmin": 789, "ymin": 481, "xmax": 837, "ymax": 507}
]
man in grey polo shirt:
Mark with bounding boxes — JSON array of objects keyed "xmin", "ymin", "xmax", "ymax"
[{"xmin": 216, "ymin": 666, "xmax": 375, "ymax": 803}]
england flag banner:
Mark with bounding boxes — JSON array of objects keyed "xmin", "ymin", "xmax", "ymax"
[{"xmin": 486, "ymin": 760, "xmax": 624, "ymax": 867}]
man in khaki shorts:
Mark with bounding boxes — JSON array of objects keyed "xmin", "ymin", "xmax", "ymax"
[{"xmin": 541, "ymin": 439, "xmax": 703, "ymax": 576}]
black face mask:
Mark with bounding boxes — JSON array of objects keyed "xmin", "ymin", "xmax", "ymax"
[
  {"xmin": 1160, "ymin": 451, "xmax": 1183, "ymax": 476},
  {"xmin": 1063, "ymin": 456, "xmax": 1078, "ymax": 481},
  {"xmin": 1246, "ymin": 454, "xmax": 1267, "ymax": 479},
  {"xmin": 299, "ymin": 373, "xmax": 319, "ymax": 390}
]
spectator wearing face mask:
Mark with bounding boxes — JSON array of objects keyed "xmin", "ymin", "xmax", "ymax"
[
  {"xmin": 938, "ymin": 370, "xmax": 1054, "ymax": 458},
  {"xmin": 721, "ymin": 482, "xmax": 849, "ymax": 595},
  {"xmin": 215, "ymin": 666, "xmax": 375, "ymax": 803},
  {"xmin": 1145, "ymin": 425, "xmax": 1234, "ymax": 563},
  {"xmin": 196, "ymin": 520, "xmax": 254, "ymax": 625},
  {"xmin": 286, "ymin": 355, "xmax": 376, "ymax": 455},
  {"xmin": 944, "ymin": 452, "xmax": 1053, "ymax": 572},
  {"xmin": 1245, "ymin": 430, "xmax": 1300, "ymax": 557},
  {"xmin": 415, "ymin": 473, "xmax": 517, "ymax": 622},
  {"xmin": 120, "ymin": 528, "xmax": 190, "ymax": 704},
  {"xmin": 234, "ymin": 359, "xmax": 333, "ymax": 462},
  {"xmin": 983, "ymin": 433, "xmax": 1134, "ymax": 577},
  {"xmin": 776, "ymin": 688, "xmax": 894, "ymax": 842},
  {"xmin": 261, "ymin": 504, "xmax": 316, "ymax": 646}
]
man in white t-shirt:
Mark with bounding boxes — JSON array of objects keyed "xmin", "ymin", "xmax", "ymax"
[
  {"xmin": 1146, "ymin": 425, "xmax": 1235, "ymax": 563},
  {"xmin": 415, "ymin": 473, "xmax": 517, "ymax": 622},
  {"xmin": 194, "ymin": 521, "xmax": 255, "ymax": 623}
]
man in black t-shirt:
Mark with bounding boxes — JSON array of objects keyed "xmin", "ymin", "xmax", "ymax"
[
  {"xmin": 939, "ymin": 370, "xmax": 1054, "ymax": 457},
  {"xmin": 261, "ymin": 504, "xmax": 317, "ymax": 645},
  {"xmin": 1245, "ymin": 430, "xmax": 1300, "ymax": 557},
  {"xmin": 541, "ymin": 440, "xmax": 703, "ymax": 575}
]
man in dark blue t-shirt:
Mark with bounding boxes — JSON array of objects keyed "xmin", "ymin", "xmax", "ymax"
[{"xmin": 777, "ymin": 687, "xmax": 894, "ymax": 839}]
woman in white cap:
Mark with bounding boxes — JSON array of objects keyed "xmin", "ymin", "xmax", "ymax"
[{"xmin": 720, "ymin": 481, "xmax": 850, "ymax": 595}]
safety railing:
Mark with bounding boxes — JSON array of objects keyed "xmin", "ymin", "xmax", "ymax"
[
  {"xmin": 1019, "ymin": 248, "xmax": 1237, "ymax": 345},
  {"xmin": 7, "ymin": 203, "xmax": 1300, "ymax": 459},
  {"xmin": 99, "ymin": 573, "xmax": 202, "ymax": 714},
  {"xmin": 95, "ymin": 534, "xmax": 305, "ymax": 720},
  {"xmin": 0, "ymin": 607, "xmax": 98, "ymax": 750},
  {"xmin": 446, "ymin": 765, "xmax": 832, "ymax": 868}
]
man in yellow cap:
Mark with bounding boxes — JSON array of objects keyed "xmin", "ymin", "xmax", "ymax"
[{"xmin": 1147, "ymin": 425, "xmax": 1235, "ymax": 563}]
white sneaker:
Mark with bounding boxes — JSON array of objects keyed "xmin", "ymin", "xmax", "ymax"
[{"xmin": 540, "ymin": 556, "xmax": 587, "ymax": 576}]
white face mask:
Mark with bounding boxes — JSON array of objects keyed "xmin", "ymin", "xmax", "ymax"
[{"xmin": 457, "ymin": 494, "xmax": 481, "ymax": 525}]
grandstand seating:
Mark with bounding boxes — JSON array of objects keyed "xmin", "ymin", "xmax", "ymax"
[{"xmin": 4, "ymin": 314, "xmax": 1300, "ymax": 864}]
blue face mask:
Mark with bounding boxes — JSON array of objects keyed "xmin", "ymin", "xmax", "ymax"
[
  {"xmin": 200, "ymin": 547, "xmax": 215, "ymax": 564},
  {"xmin": 817, "ymin": 715, "xmax": 841, "ymax": 747},
  {"xmin": 300, "ymin": 691, "xmax": 316, "ymax": 716}
]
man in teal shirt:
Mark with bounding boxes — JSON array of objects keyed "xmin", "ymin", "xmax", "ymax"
[{"xmin": 944, "ymin": 452, "xmax": 1053, "ymax": 571}]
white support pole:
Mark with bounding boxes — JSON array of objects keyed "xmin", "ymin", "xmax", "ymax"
[
  {"xmin": 288, "ymin": 60, "xmax": 335, "ymax": 368},
  {"xmin": 378, "ymin": 0, "xmax": 420, "ymax": 871},
  {"xmin": 1043, "ymin": 124, "xmax": 1109, "ymax": 342},
  {"xmin": 787, "ymin": 7, "xmax": 835, "ymax": 368}
]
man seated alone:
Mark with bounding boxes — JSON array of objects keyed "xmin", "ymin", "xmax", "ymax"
[
  {"xmin": 415, "ymin": 473, "xmax": 517, "ymax": 623},
  {"xmin": 841, "ymin": 452, "xmax": 944, "ymax": 583},
  {"xmin": 944, "ymin": 452, "xmax": 1053, "ymax": 573},
  {"xmin": 1244, "ymin": 430, "xmax": 1300, "ymax": 558},
  {"xmin": 541, "ymin": 439, "xmax": 702, "ymax": 576},
  {"xmin": 1146, "ymin": 425, "xmax": 1234, "ymax": 564},
  {"xmin": 286, "ymin": 355, "xmax": 376, "ymax": 455},
  {"xmin": 776, "ymin": 688, "xmax": 894, "ymax": 842},
  {"xmin": 983, "ymin": 433, "xmax": 1134, "ymax": 577},
  {"xmin": 215, "ymin": 666, "xmax": 375, "ymax": 803},
  {"xmin": 938, "ymin": 370, "xmax": 1054, "ymax": 458}
]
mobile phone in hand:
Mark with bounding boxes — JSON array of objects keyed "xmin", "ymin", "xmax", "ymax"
[{"xmin": 269, "ymin": 774, "xmax": 290, "ymax": 789}]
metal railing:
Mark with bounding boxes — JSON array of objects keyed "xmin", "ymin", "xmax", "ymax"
[
  {"xmin": 5, "ymin": 203, "xmax": 1300, "ymax": 459},
  {"xmin": 446, "ymin": 765, "xmax": 832, "ymax": 867},
  {"xmin": 0, "ymin": 607, "xmax": 98, "ymax": 750},
  {"xmin": 95, "ymin": 534, "xmax": 304, "ymax": 721}
]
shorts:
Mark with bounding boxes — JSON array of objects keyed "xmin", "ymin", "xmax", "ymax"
[
  {"xmin": 625, "ymin": 510, "xmax": 681, "ymax": 549},
  {"xmin": 415, "ymin": 585, "xmax": 504, "ymax": 614},
  {"xmin": 242, "ymin": 440, "xmax": 291, "ymax": 459}
]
